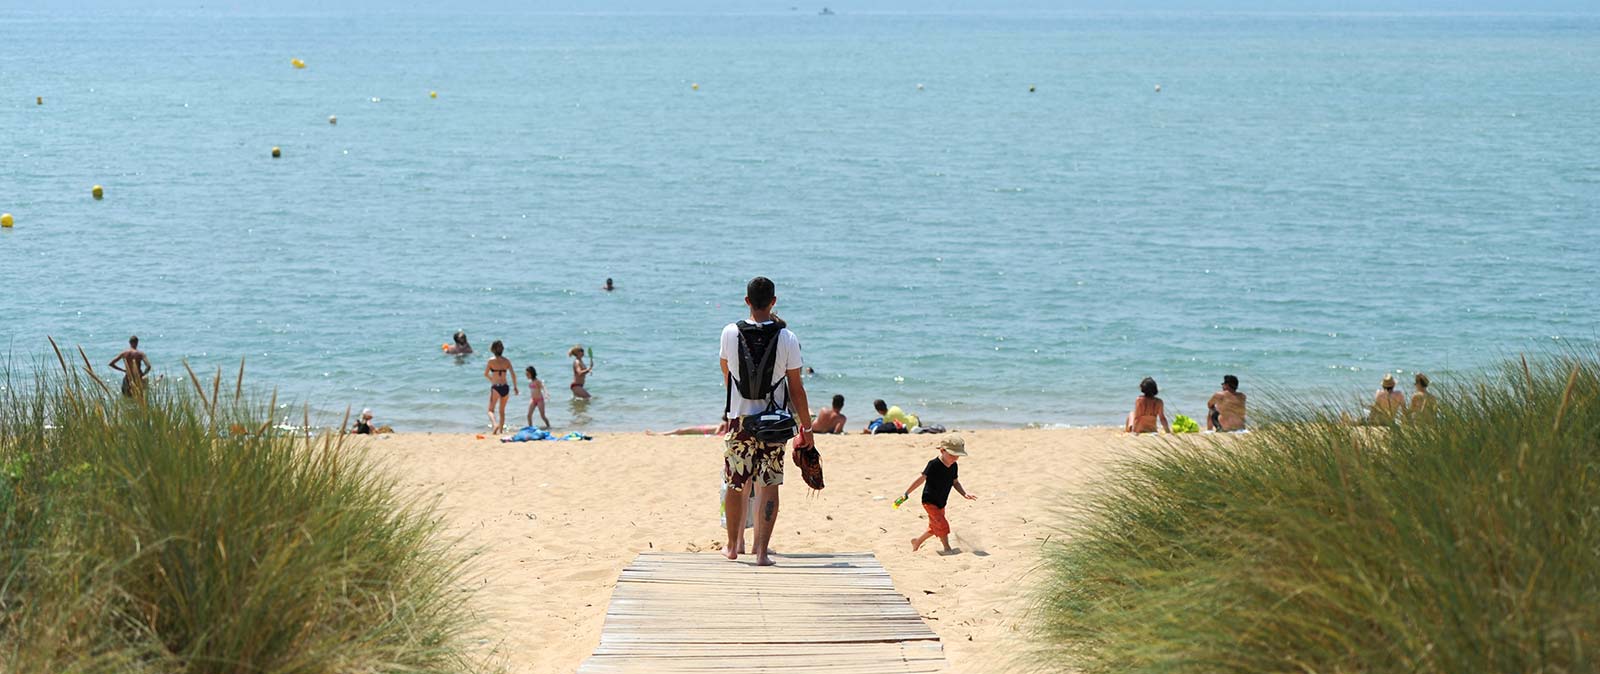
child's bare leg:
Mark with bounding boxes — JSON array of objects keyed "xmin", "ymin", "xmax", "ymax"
[
  {"xmin": 912, "ymin": 531, "xmax": 934, "ymax": 551},
  {"xmin": 538, "ymin": 401, "xmax": 550, "ymax": 428},
  {"xmin": 938, "ymin": 534, "xmax": 952, "ymax": 552},
  {"xmin": 722, "ymin": 483, "xmax": 745, "ymax": 560}
]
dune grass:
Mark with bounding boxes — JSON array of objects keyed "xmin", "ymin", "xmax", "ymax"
[
  {"xmin": 1037, "ymin": 354, "xmax": 1600, "ymax": 673},
  {"xmin": 0, "ymin": 346, "xmax": 481, "ymax": 673}
]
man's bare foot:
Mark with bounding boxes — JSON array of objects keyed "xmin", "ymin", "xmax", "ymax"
[
  {"xmin": 722, "ymin": 545, "xmax": 738, "ymax": 561},
  {"xmin": 754, "ymin": 554, "xmax": 776, "ymax": 567},
  {"xmin": 911, "ymin": 537, "xmax": 924, "ymax": 552},
  {"xmin": 734, "ymin": 539, "xmax": 746, "ymax": 555}
]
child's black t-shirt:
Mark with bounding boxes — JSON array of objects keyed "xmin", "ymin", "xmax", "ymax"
[{"xmin": 921, "ymin": 458, "xmax": 958, "ymax": 508}]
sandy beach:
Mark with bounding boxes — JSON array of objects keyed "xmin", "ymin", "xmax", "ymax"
[{"xmin": 362, "ymin": 428, "xmax": 1191, "ymax": 673}]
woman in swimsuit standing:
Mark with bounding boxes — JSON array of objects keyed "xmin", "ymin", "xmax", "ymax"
[
  {"xmin": 569, "ymin": 345, "xmax": 594, "ymax": 399},
  {"xmin": 484, "ymin": 340, "xmax": 519, "ymax": 434}
]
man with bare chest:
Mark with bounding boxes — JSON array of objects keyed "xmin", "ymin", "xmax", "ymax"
[{"xmin": 108, "ymin": 335, "xmax": 152, "ymax": 399}]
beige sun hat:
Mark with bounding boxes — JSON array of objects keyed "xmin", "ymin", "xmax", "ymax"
[
  {"xmin": 938, "ymin": 436, "xmax": 968, "ymax": 456},
  {"xmin": 1381, "ymin": 373, "xmax": 1397, "ymax": 387}
]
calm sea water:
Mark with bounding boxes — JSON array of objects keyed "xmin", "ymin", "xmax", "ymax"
[{"xmin": 3, "ymin": 9, "xmax": 1597, "ymax": 432}]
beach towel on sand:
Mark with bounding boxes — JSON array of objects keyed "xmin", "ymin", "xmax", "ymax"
[{"xmin": 501, "ymin": 427, "xmax": 592, "ymax": 442}]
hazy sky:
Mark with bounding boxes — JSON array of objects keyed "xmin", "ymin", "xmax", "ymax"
[{"xmin": 4, "ymin": 0, "xmax": 1596, "ymax": 12}]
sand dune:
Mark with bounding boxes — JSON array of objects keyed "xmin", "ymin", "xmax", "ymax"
[{"xmin": 364, "ymin": 428, "xmax": 1183, "ymax": 673}]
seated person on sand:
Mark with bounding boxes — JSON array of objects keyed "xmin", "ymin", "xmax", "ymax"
[
  {"xmin": 865, "ymin": 399, "xmax": 919, "ymax": 433},
  {"xmin": 1408, "ymin": 372, "xmax": 1436, "ymax": 419},
  {"xmin": 812, "ymin": 394, "xmax": 848, "ymax": 434},
  {"xmin": 1125, "ymin": 377, "xmax": 1171, "ymax": 433},
  {"xmin": 1206, "ymin": 375, "xmax": 1247, "ymax": 431},
  {"xmin": 350, "ymin": 408, "xmax": 391, "ymax": 434},
  {"xmin": 444, "ymin": 331, "xmax": 472, "ymax": 355},
  {"xmin": 1369, "ymin": 373, "xmax": 1407, "ymax": 424}
]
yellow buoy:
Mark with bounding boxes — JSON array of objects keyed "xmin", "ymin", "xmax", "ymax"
[
  {"xmin": 271, "ymin": 146, "xmax": 281, "ymax": 158},
  {"xmin": 36, "ymin": 96, "xmax": 42, "ymax": 105},
  {"xmin": 430, "ymin": 90, "xmax": 438, "ymax": 99},
  {"xmin": 329, "ymin": 115, "xmax": 337, "ymax": 125},
  {"xmin": 691, "ymin": 82, "xmax": 699, "ymax": 91},
  {"xmin": 92, "ymin": 185, "xmax": 104, "ymax": 200},
  {"xmin": 1, "ymin": 213, "xmax": 12, "ymax": 228},
  {"xmin": 291, "ymin": 58, "xmax": 306, "ymax": 69}
]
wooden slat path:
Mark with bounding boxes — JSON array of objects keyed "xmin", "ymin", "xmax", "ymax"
[{"xmin": 577, "ymin": 552, "xmax": 947, "ymax": 673}]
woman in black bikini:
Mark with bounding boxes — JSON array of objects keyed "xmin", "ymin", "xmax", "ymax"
[{"xmin": 483, "ymin": 340, "xmax": 519, "ymax": 434}]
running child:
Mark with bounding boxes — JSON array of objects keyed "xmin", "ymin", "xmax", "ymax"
[
  {"xmin": 525, "ymin": 366, "xmax": 551, "ymax": 429},
  {"xmin": 901, "ymin": 436, "xmax": 977, "ymax": 554}
]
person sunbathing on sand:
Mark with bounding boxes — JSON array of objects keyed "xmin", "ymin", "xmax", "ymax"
[
  {"xmin": 1207, "ymin": 375, "xmax": 1247, "ymax": 431},
  {"xmin": 647, "ymin": 424, "xmax": 721, "ymax": 436},
  {"xmin": 864, "ymin": 399, "xmax": 917, "ymax": 433},
  {"xmin": 812, "ymin": 394, "xmax": 848, "ymax": 434},
  {"xmin": 1370, "ymin": 373, "xmax": 1407, "ymax": 424},
  {"xmin": 1125, "ymin": 377, "xmax": 1171, "ymax": 433},
  {"xmin": 1409, "ymin": 373, "xmax": 1436, "ymax": 419}
]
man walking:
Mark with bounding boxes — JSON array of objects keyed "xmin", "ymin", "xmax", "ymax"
[{"xmin": 719, "ymin": 277, "xmax": 814, "ymax": 566}]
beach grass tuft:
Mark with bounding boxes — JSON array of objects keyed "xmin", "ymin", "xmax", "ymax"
[
  {"xmin": 1, "ymin": 347, "xmax": 481, "ymax": 672},
  {"xmin": 1036, "ymin": 354, "xmax": 1600, "ymax": 673}
]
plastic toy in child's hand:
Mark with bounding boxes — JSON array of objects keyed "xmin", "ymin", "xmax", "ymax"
[{"xmin": 893, "ymin": 494, "xmax": 908, "ymax": 509}]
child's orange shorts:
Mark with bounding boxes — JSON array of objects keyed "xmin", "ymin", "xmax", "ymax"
[{"xmin": 923, "ymin": 503, "xmax": 950, "ymax": 537}]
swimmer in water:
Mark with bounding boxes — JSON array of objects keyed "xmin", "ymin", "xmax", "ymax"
[
  {"xmin": 525, "ymin": 366, "xmax": 551, "ymax": 429},
  {"xmin": 445, "ymin": 331, "xmax": 473, "ymax": 355},
  {"xmin": 483, "ymin": 340, "xmax": 518, "ymax": 434},
  {"xmin": 811, "ymin": 394, "xmax": 848, "ymax": 434},
  {"xmin": 569, "ymin": 345, "xmax": 594, "ymax": 399},
  {"xmin": 602, "ymin": 278, "xmax": 615, "ymax": 292}
]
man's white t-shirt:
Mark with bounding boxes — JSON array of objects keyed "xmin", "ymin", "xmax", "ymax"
[{"xmin": 720, "ymin": 321, "xmax": 803, "ymax": 419}]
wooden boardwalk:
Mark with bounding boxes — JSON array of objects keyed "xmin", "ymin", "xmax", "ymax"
[{"xmin": 577, "ymin": 552, "xmax": 948, "ymax": 673}]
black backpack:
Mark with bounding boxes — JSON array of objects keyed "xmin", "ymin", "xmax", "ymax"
[{"xmin": 725, "ymin": 319, "xmax": 797, "ymax": 443}]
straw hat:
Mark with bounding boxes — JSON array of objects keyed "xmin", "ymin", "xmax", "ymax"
[
  {"xmin": 938, "ymin": 436, "xmax": 968, "ymax": 456},
  {"xmin": 1381, "ymin": 373, "xmax": 1397, "ymax": 387}
]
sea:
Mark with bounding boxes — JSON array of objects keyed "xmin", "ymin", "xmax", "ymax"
[{"xmin": 3, "ymin": 7, "xmax": 1598, "ymax": 432}]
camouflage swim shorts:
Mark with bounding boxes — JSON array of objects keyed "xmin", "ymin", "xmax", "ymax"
[{"xmin": 724, "ymin": 418, "xmax": 785, "ymax": 489}]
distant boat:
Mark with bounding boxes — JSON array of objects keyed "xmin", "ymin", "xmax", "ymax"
[{"xmin": 819, "ymin": 7, "xmax": 835, "ymax": 15}]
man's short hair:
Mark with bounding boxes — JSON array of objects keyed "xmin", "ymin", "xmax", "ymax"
[
  {"xmin": 129, "ymin": 335, "xmax": 139, "ymax": 347},
  {"xmin": 873, "ymin": 399, "xmax": 887, "ymax": 413},
  {"xmin": 832, "ymin": 394, "xmax": 844, "ymax": 410},
  {"xmin": 1223, "ymin": 374, "xmax": 1240, "ymax": 391},
  {"xmin": 746, "ymin": 277, "xmax": 776, "ymax": 310}
]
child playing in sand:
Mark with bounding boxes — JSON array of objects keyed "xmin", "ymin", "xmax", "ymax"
[
  {"xmin": 569, "ymin": 346, "xmax": 594, "ymax": 399},
  {"xmin": 525, "ymin": 366, "xmax": 551, "ymax": 429},
  {"xmin": 901, "ymin": 436, "xmax": 977, "ymax": 554}
]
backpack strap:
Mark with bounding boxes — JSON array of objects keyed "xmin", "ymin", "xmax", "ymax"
[{"xmin": 724, "ymin": 370, "xmax": 733, "ymax": 420}]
